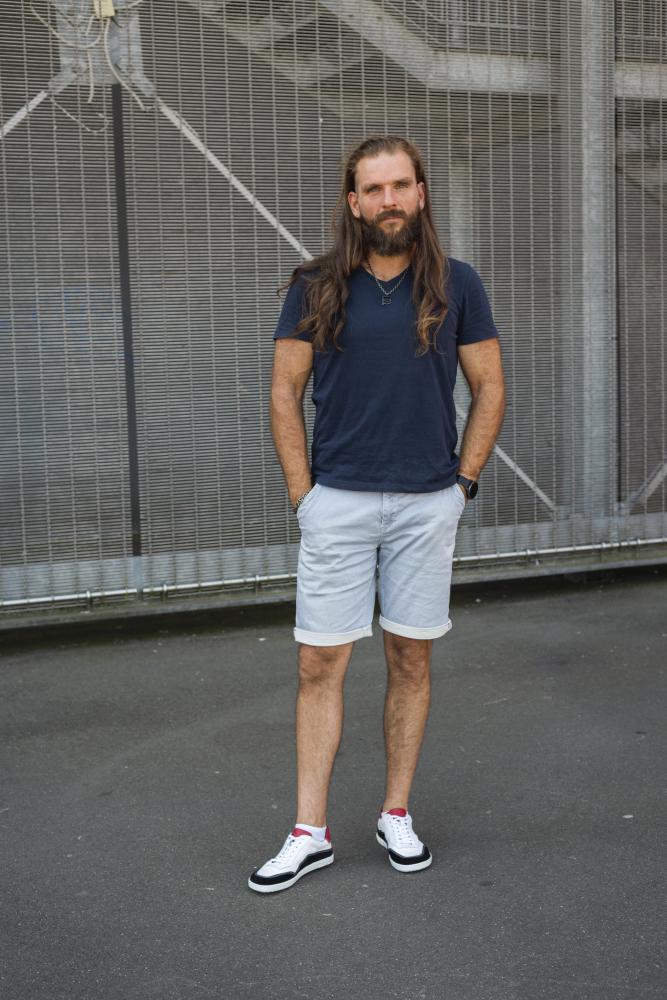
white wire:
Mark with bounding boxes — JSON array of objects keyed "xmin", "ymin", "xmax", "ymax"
[
  {"xmin": 29, "ymin": 2, "xmax": 103, "ymax": 49},
  {"xmin": 102, "ymin": 18, "xmax": 150, "ymax": 112},
  {"xmin": 51, "ymin": 95, "xmax": 108, "ymax": 133},
  {"xmin": 86, "ymin": 50, "xmax": 95, "ymax": 103},
  {"xmin": 86, "ymin": 12, "xmax": 96, "ymax": 103},
  {"xmin": 28, "ymin": 1, "xmax": 149, "ymax": 131}
]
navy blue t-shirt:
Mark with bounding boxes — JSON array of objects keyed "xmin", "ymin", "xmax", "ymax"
[{"xmin": 272, "ymin": 257, "xmax": 499, "ymax": 493}]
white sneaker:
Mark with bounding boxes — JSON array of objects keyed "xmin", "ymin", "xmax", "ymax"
[
  {"xmin": 376, "ymin": 808, "xmax": 432, "ymax": 872},
  {"xmin": 248, "ymin": 826, "xmax": 334, "ymax": 893}
]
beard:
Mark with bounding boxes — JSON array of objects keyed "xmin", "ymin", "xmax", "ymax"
[{"xmin": 359, "ymin": 206, "xmax": 423, "ymax": 256}]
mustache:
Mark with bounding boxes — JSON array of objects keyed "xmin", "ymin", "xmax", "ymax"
[{"xmin": 375, "ymin": 210, "xmax": 408, "ymax": 222}]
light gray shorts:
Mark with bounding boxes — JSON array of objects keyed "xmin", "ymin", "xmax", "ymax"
[{"xmin": 293, "ymin": 481, "xmax": 466, "ymax": 646}]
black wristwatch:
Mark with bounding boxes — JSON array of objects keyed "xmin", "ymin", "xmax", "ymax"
[{"xmin": 456, "ymin": 474, "xmax": 479, "ymax": 500}]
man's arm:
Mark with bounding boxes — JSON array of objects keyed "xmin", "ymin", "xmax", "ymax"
[
  {"xmin": 270, "ymin": 338, "xmax": 315, "ymax": 507},
  {"xmin": 456, "ymin": 338, "xmax": 506, "ymax": 491}
]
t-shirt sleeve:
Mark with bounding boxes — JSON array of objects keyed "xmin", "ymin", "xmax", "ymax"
[
  {"xmin": 272, "ymin": 276, "xmax": 314, "ymax": 343},
  {"xmin": 457, "ymin": 264, "xmax": 500, "ymax": 345}
]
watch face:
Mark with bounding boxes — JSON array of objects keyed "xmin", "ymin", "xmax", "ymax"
[{"xmin": 468, "ymin": 480, "xmax": 479, "ymax": 499}]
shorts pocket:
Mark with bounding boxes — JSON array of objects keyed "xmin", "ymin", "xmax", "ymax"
[
  {"xmin": 453, "ymin": 482, "xmax": 467, "ymax": 513},
  {"xmin": 296, "ymin": 482, "xmax": 320, "ymax": 520}
]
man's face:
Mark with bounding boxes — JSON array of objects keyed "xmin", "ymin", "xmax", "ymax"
[{"xmin": 347, "ymin": 150, "xmax": 426, "ymax": 256}]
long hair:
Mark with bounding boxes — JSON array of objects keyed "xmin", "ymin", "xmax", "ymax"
[{"xmin": 278, "ymin": 135, "xmax": 450, "ymax": 356}]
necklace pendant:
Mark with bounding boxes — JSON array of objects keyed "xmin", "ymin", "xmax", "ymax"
[{"xmin": 382, "ymin": 295, "xmax": 391, "ymax": 306}]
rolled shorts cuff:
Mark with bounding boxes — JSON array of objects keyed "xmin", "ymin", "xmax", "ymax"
[
  {"xmin": 293, "ymin": 623, "xmax": 373, "ymax": 646},
  {"xmin": 379, "ymin": 615, "xmax": 453, "ymax": 640}
]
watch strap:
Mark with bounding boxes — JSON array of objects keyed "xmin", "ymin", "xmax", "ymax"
[{"xmin": 456, "ymin": 474, "xmax": 478, "ymax": 499}]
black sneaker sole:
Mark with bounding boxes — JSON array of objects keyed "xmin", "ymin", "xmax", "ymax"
[
  {"xmin": 376, "ymin": 830, "xmax": 432, "ymax": 872},
  {"xmin": 248, "ymin": 850, "xmax": 334, "ymax": 893}
]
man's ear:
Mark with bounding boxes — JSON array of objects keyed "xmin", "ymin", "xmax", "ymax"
[
  {"xmin": 417, "ymin": 180, "xmax": 426, "ymax": 210},
  {"xmin": 347, "ymin": 190, "xmax": 361, "ymax": 218}
]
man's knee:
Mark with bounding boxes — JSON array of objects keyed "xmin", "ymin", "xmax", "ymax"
[
  {"xmin": 297, "ymin": 641, "xmax": 353, "ymax": 685},
  {"xmin": 384, "ymin": 633, "xmax": 432, "ymax": 683}
]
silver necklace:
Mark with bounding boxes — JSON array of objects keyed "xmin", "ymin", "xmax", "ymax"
[{"xmin": 365, "ymin": 261, "xmax": 410, "ymax": 305}]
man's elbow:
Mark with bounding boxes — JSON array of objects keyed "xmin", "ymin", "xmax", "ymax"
[
  {"xmin": 471, "ymin": 374, "xmax": 505, "ymax": 407},
  {"xmin": 270, "ymin": 384, "xmax": 304, "ymax": 415}
]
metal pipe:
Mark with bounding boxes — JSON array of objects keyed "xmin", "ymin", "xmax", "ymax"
[
  {"xmin": 0, "ymin": 570, "xmax": 298, "ymax": 608},
  {"xmin": 2, "ymin": 537, "xmax": 666, "ymax": 610}
]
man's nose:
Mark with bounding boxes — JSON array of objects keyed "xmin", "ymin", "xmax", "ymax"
[{"xmin": 381, "ymin": 186, "xmax": 398, "ymax": 207}]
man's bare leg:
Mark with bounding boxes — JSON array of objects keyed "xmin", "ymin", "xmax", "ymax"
[
  {"xmin": 295, "ymin": 641, "xmax": 355, "ymax": 827},
  {"xmin": 381, "ymin": 633, "xmax": 433, "ymax": 812}
]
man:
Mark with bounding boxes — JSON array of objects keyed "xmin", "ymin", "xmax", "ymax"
[{"xmin": 248, "ymin": 135, "xmax": 505, "ymax": 893}]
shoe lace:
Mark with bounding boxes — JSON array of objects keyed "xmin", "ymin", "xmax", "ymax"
[
  {"xmin": 269, "ymin": 834, "xmax": 302, "ymax": 866},
  {"xmin": 389, "ymin": 814, "xmax": 419, "ymax": 849}
]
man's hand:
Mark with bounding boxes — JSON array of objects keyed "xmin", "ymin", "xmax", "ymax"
[{"xmin": 290, "ymin": 483, "xmax": 314, "ymax": 508}]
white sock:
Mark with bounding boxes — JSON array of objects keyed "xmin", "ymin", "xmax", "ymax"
[{"xmin": 295, "ymin": 822, "xmax": 327, "ymax": 840}]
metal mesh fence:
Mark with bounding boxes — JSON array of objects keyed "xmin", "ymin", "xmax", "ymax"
[{"xmin": 1, "ymin": 0, "xmax": 666, "ymax": 614}]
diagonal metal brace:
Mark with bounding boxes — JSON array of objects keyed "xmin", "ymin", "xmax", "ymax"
[{"xmin": 454, "ymin": 403, "xmax": 556, "ymax": 512}]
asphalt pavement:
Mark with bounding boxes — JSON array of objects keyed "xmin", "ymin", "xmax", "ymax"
[{"xmin": 1, "ymin": 566, "xmax": 666, "ymax": 1000}]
